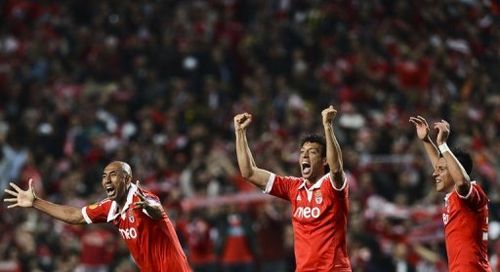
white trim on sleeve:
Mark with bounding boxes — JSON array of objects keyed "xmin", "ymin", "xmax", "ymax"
[
  {"xmin": 457, "ymin": 182, "xmax": 474, "ymax": 199},
  {"xmin": 263, "ymin": 173, "xmax": 276, "ymax": 194},
  {"xmin": 142, "ymin": 208, "xmax": 152, "ymax": 218},
  {"xmin": 81, "ymin": 207, "xmax": 93, "ymax": 224},
  {"xmin": 330, "ymin": 173, "xmax": 347, "ymax": 191}
]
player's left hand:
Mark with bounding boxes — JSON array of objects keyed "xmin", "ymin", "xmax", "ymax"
[
  {"xmin": 433, "ymin": 120, "xmax": 450, "ymax": 145},
  {"xmin": 4, "ymin": 178, "xmax": 36, "ymax": 208},
  {"xmin": 134, "ymin": 181, "xmax": 163, "ymax": 220},
  {"xmin": 322, "ymin": 106, "xmax": 337, "ymax": 125}
]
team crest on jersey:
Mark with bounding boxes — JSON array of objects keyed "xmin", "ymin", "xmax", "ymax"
[
  {"xmin": 314, "ymin": 191, "xmax": 323, "ymax": 204},
  {"xmin": 296, "ymin": 195, "xmax": 302, "ymax": 201},
  {"xmin": 128, "ymin": 210, "xmax": 135, "ymax": 223}
]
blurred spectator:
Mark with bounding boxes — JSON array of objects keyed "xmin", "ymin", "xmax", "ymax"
[
  {"xmin": 216, "ymin": 206, "xmax": 256, "ymax": 272},
  {"xmin": 185, "ymin": 213, "xmax": 218, "ymax": 272}
]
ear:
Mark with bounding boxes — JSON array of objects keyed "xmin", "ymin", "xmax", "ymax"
[{"xmin": 125, "ymin": 174, "xmax": 132, "ymax": 184}]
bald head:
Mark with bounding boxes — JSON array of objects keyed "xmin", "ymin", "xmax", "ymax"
[
  {"xmin": 106, "ymin": 161, "xmax": 132, "ymax": 177},
  {"xmin": 102, "ymin": 161, "xmax": 133, "ymax": 203}
]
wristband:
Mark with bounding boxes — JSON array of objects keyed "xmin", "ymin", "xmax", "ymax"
[{"xmin": 438, "ymin": 143, "xmax": 450, "ymax": 154}]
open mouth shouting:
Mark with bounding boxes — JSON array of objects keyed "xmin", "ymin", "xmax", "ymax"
[
  {"xmin": 105, "ymin": 184, "xmax": 116, "ymax": 198},
  {"xmin": 301, "ymin": 161, "xmax": 312, "ymax": 177}
]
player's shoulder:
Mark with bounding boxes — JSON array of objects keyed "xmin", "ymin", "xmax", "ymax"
[
  {"xmin": 279, "ymin": 175, "xmax": 304, "ymax": 185},
  {"xmin": 464, "ymin": 181, "xmax": 487, "ymax": 195},
  {"xmin": 470, "ymin": 181, "xmax": 484, "ymax": 190},
  {"xmin": 136, "ymin": 187, "xmax": 160, "ymax": 201},
  {"xmin": 281, "ymin": 175, "xmax": 303, "ymax": 181},
  {"xmin": 86, "ymin": 198, "xmax": 112, "ymax": 210}
]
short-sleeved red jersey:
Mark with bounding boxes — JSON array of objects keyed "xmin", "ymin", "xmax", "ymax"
[
  {"xmin": 81, "ymin": 184, "xmax": 191, "ymax": 272},
  {"xmin": 443, "ymin": 182, "xmax": 491, "ymax": 271},
  {"xmin": 265, "ymin": 173, "xmax": 351, "ymax": 272}
]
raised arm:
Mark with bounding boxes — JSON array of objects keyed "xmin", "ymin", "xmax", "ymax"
[
  {"xmin": 322, "ymin": 106, "xmax": 345, "ymax": 188},
  {"xmin": 234, "ymin": 113, "xmax": 273, "ymax": 190},
  {"xmin": 409, "ymin": 116, "xmax": 440, "ymax": 168},
  {"xmin": 433, "ymin": 120, "xmax": 471, "ymax": 195},
  {"xmin": 4, "ymin": 179, "xmax": 85, "ymax": 224}
]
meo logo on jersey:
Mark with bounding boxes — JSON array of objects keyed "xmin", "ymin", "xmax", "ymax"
[
  {"xmin": 294, "ymin": 207, "xmax": 321, "ymax": 219},
  {"xmin": 119, "ymin": 227, "xmax": 138, "ymax": 239}
]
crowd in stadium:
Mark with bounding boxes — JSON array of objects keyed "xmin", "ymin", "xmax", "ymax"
[{"xmin": 0, "ymin": 0, "xmax": 499, "ymax": 271}]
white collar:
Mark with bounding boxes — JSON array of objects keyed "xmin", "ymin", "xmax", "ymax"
[
  {"xmin": 107, "ymin": 183, "xmax": 137, "ymax": 222},
  {"xmin": 444, "ymin": 192, "xmax": 452, "ymax": 202},
  {"xmin": 297, "ymin": 173, "xmax": 329, "ymax": 191}
]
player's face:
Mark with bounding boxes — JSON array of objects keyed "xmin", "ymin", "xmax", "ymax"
[
  {"xmin": 299, "ymin": 142, "xmax": 326, "ymax": 181},
  {"xmin": 432, "ymin": 158, "xmax": 454, "ymax": 193},
  {"xmin": 102, "ymin": 163, "xmax": 130, "ymax": 203}
]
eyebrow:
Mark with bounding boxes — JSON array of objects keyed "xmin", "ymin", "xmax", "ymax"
[
  {"xmin": 301, "ymin": 147, "xmax": 320, "ymax": 152},
  {"xmin": 102, "ymin": 170, "xmax": 118, "ymax": 176}
]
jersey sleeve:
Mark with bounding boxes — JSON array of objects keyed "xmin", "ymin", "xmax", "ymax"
[
  {"xmin": 327, "ymin": 172, "xmax": 348, "ymax": 196},
  {"xmin": 263, "ymin": 174, "xmax": 300, "ymax": 201},
  {"xmin": 456, "ymin": 182, "xmax": 489, "ymax": 209},
  {"xmin": 81, "ymin": 200, "xmax": 112, "ymax": 224}
]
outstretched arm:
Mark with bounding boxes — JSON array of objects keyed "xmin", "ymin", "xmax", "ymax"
[
  {"xmin": 4, "ymin": 179, "xmax": 85, "ymax": 224},
  {"xmin": 409, "ymin": 116, "xmax": 440, "ymax": 168},
  {"xmin": 234, "ymin": 113, "xmax": 273, "ymax": 191},
  {"xmin": 322, "ymin": 106, "xmax": 345, "ymax": 188},
  {"xmin": 433, "ymin": 120, "xmax": 471, "ymax": 196}
]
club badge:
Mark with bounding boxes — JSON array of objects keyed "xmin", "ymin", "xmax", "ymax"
[
  {"xmin": 315, "ymin": 191, "xmax": 323, "ymax": 204},
  {"xmin": 128, "ymin": 209, "xmax": 135, "ymax": 223}
]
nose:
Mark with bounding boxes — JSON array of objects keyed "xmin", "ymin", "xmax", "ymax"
[{"xmin": 103, "ymin": 175, "xmax": 111, "ymax": 183}]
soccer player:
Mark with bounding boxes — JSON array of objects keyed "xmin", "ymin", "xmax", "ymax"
[
  {"xmin": 4, "ymin": 161, "xmax": 191, "ymax": 272},
  {"xmin": 234, "ymin": 106, "xmax": 351, "ymax": 272},
  {"xmin": 409, "ymin": 116, "xmax": 491, "ymax": 271}
]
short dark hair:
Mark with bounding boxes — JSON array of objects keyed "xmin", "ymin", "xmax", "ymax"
[
  {"xmin": 452, "ymin": 149, "xmax": 473, "ymax": 175},
  {"xmin": 300, "ymin": 134, "xmax": 326, "ymax": 157}
]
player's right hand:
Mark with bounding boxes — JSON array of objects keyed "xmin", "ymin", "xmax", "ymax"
[
  {"xmin": 433, "ymin": 120, "xmax": 450, "ymax": 145},
  {"xmin": 234, "ymin": 113, "xmax": 252, "ymax": 131},
  {"xmin": 322, "ymin": 105, "xmax": 337, "ymax": 125},
  {"xmin": 409, "ymin": 115, "xmax": 430, "ymax": 141},
  {"xmin": 3, "ymin": 178, "xmax": 36, "ymax": 208}
]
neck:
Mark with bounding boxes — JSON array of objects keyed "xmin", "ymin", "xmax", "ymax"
[
  {"xmin": 116, "ymin": 184, "xmax": 132, "ymax": 207},
  {"xmin": 305, "ymin": 177, "xmax": 318, "ymax": 187}
]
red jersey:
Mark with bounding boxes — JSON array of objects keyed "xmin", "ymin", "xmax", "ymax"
[
  {"xmin": 81, "ymin": 184, "xmax": 191, "ymax": 272},
  {"xmin": 443, "ymin": 182, "xmax": 491, "ymax": 271},
  {"xmin": 265, "ymin": 173, "xmax": 351, "ymax": 272}
]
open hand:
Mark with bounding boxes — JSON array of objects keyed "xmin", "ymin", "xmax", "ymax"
[
  {"xmin": 433, "ymin": 120, "xmax": 450, "ymax": 145},
  {"xmin": 4, "ymin": 178, "xmax": 36, "ymax": 208},
  {"xmin": 134, "ymin": 181, "xmax": 163, "ymax": 219},
  {"xmin": 409, "ymin": 116, "xmax": 430, "ymax": 141}
]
